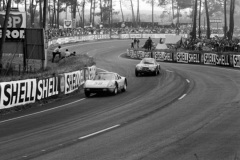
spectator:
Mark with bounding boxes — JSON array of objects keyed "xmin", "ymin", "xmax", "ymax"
[
  {"xmin": 62, "ymin": 49, "xmax": 71, "ymax": 59},
  {"xmin": 52, "ymin": 46, "xmax": 61, "ymax": 63},
  {"xmin": 137, "ymin": 39, "xmax": 140, "ymax": 48},
  {"xmin": 147, "ymin": 37, "xmax": 152, "ymax": 51},
  {"xmin": 70, "ymin": 51, "xmax": 76, "ymax": 56},
  {"xmin": 131, "ymin": 39, "xmax": 135, "ymax": 48}
]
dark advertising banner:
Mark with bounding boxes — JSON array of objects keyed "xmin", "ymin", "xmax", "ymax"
[
  {"xmin": 0, "ymin": 79, "xmax": 37, "ymax": 109},
  {"xmin": 143, "ymin": 52, "xmax": 151, "ymax": 58},
  {"xmin": 130, "ymin": 50, "xmax": 138, "ymax": 58},
  {"xmin": 176, "ymin": 52, "xmax": 188, "ymax": 63},
  {"xmin": 233, "ymin": 55, "xmax": 240, "ymax": 68},
  {"xmin": 137, "ymin": 50, "xmax": 145, "ymax": 59},
  {"xmin": 155, "ymin": 52, "xmax": 173, "ymax": 62},
  {"xmin": 36, "ymin": 77, "xmax": 59, "ymax": 100},
  {"xmin": 64, "ymin": 71, "xmax": 82, "ymax": 94},
  {"xmin": 204, "ymin": 53, "xmax": 217, "ymax": 65},
  {"xmin": 188, "ymin": 53, "xmax": 200, "ymax": 63},
  {"xmin": 216, "ymin": 54, "xmax": 230, "ymax": 66}
]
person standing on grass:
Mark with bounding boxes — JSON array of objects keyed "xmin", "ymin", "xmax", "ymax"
[
  {"xmin": 147, "ymin": 37, "xmax": 152, "ymax": 51},
  {"xmin": 131, "ymin": 39, "xmax": 135, "ymax": 48},
  {"xmin": 52, "ymin": 46, "xmax": 61, "ymax": 62},
  {"xmin": 137, "ymin": 39, "xmax": 140, "ymax": 48}
]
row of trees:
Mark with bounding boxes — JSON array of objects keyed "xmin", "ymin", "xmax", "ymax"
[
  {"xmin": 192, "ymin": 0, "xmax": 237, "ymax": 40},
  {"xmin": 0, "ymin": 0, "xmax": 238, "ymax": 39}
]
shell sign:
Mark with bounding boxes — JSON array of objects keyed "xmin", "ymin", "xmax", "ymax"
[{"xmin": 64, "ymin": 20, "xmax": 72, "ymax": 29}]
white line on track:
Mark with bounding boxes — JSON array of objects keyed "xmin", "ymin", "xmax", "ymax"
[
  {"xmin": 0, "ymin": 98, "xmax": 85, "ymax": 124},
  {"xmin": 178, "ymin": 94, "xmax": 187, "ymax": 100},
  {"xmin": 78, "ymin": 124, "xmax": 120, "ymax": 140},
  {"xmin": 118, "ymin": 52, "xmax": 126, "ymax": 59},
  {"xmin": 186, "ymin": 79, "xmax": 190, "ymax": 83},
  {"xmin": 166, "ymin": 70, "xmax": 173, "ymax": 72}
]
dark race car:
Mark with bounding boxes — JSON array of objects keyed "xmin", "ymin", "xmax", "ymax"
[{"xmin": 135, "ymin": 58, "xmax": 161, "ymax": 76}]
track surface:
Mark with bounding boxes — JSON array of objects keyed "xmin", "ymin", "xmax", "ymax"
[{"xmin": 1, "ymin": 40, "xmax": 240, "ymax": 160}]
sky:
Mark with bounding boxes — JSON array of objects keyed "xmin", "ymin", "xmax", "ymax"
[{"xmin": 15, "ymin": 0, "xmax": 165, "ymax": 16}]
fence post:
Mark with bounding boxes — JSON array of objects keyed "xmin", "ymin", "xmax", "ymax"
[{"xmin": 19, "ymin": 64, "xmax": 21, "ymax": 75}]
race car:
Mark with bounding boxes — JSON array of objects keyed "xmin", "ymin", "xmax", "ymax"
[
  {"xmin": 84, "ymin": 72, "xmax": 127, "ymax": 97},
  {"xmin": 135, "ymin": 58, "xmax": 161, "ymax": 76}
]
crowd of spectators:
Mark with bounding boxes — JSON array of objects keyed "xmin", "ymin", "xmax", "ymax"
[
  {"xmin": 182, "ymin": 37, "xmax": 240, "ymax": 52},
  {"xmin": 45, "ymin": 24, "xmax": 238, "ymax": 39},
  {"xmin": 45, "ymin": 25, "xmax": 240, "ymax": 53},
  {"xmin": 45, "ymin": 26, "xmax": 189, "ymax": 40}
]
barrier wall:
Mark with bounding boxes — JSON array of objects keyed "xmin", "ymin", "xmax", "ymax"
[
  {"xmin": 47, "ymin": 33, "xmax": 188, "ymax": 48},
  {"xmin": 0, "ymin": 66, "xmax": 96, "ymax": 109},
  {"xmin": 126, "ymin": 49, "xmax": 240, "ymax": 69}
]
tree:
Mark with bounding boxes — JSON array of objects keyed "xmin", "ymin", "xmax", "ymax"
[
  {"xmin": 205, "ymin": 0, "xmax": 210, "ymax": 39},
  {"xmin": 129, "ymin": 0, "xmax": 136, "ymax": 27},
  {"xmin": 228, "ymin": 0, "xmax": 235, "ymax": 40},
  {"xmin": 90, "ymin": 0, "xmax": 93, "ymax": 25},
  {"xmin": 199, "ymin": 0, "xmax": 202, "ymax": 38},
  {"xmin": 224, "ymin": 0, "xmax": 227, "ymax": 38},
  {"xmin": 82, "ymin": 0, "xmax": 85, "ymax": 27},
  {"xmin": 136, "ymin": 0, "xmax": 139, "ymax": 26},
  {"xmin": 99, "ymin": 0, "xmax": 102, "ymax": 22},
  {"xmin": 119, "ymin": 0, "xmax": 124, "ymax": 22},
  {"xmin": 0, "ymin": 0, "xmax": 11, "ymax": 73},
  {"xmin": 192, "ymin": 0, "xmax": 198, "ymax": 40}
]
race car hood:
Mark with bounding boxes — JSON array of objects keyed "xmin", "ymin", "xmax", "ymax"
[
  {"xmin": 84, "ymin": 80, "xmax": 112, "ymax": 88},
  {"xmin": 136, "ymin": 64, "xmax": 156, "ymax": 68}
]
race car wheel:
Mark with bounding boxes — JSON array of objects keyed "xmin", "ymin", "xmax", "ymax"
[
  {"xmin": 154, "ymin": 69, "xmax": 158, "ymax": 76},
  {"xmin": 122, "ymin": 82, "xmax": 127, "ymax": 92},
  {"xmin": 112, "ymin": 86, "xmax": 118, "ymax": 95},
  {"xmin": 85, "ymin": 91, "xmax": 91, "ymax": 97},
  {"xmin": 135, "ymin": 71, "xmax": 139, "ymax": 77}
]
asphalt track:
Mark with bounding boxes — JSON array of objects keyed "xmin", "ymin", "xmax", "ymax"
[{"xmin": 1, "ymin": 39, "xmax": 240, "ymax": 160}]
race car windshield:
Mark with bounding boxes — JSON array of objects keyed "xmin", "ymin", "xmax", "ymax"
[
  {"xmin": 141, "ymin": 59, "xmax": 155, "ymax": 64},
  {"xmin": 95, "ymin": 73, "xmax": 115, "ymax": 80}
]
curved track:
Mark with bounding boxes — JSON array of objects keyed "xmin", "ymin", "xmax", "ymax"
[{"xmin": 1, "ymin": 40, "xmax": 240, "ymax": 160}]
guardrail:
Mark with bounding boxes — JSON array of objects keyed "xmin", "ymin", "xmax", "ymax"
[{"xmin": 47, "ymin": 33, "xmax": 188, "ymax": 47}]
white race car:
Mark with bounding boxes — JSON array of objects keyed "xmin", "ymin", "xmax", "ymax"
[{"xmin": 84, "ymin": 72, "xmax": 127, "ymax": 97}]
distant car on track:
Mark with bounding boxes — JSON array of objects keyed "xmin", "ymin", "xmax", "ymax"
[
  {"xmin": 84, "ymin": 72, "xmax": 127, "ymax": 97},
  {"xmin": 135, "ymin": 58, "xmax": 161, "ymax": 76}
]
